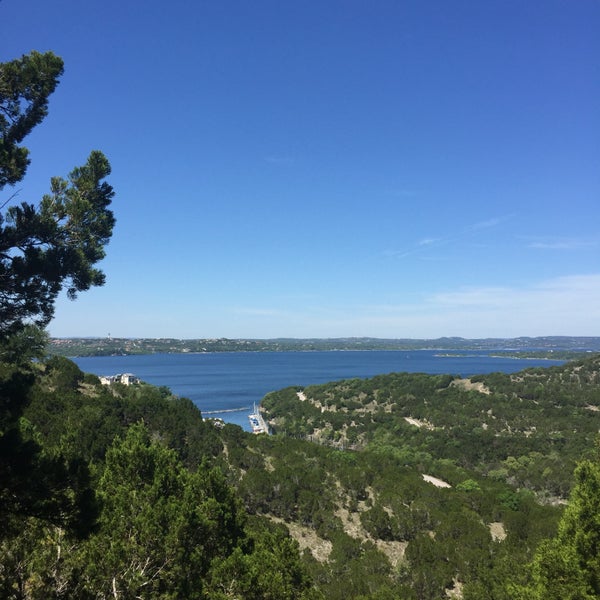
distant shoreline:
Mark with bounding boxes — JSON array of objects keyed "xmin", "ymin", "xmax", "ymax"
[{"xmin": 49, "ymin": 336, "xmax": 600, "ymax": 360}]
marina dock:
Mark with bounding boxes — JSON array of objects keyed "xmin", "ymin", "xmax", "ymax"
[{"xmin": 248, "ymin": 404, "xmax": 269, "ymax": 434}]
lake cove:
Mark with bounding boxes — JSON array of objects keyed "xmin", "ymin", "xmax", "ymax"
[{"xmin": 73, "ymin": 351, "xmax": 564, "ymax": 431}]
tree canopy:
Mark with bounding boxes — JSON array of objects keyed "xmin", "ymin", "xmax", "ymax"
[
  {"xmin": 511, "ymin": 458, "xmax": 600, "ymax": 600},
  {"xmin": 0, "ymin": 51, "xmax": 64, "ymax": 188},
  {"xmin": 0, "ymin": 50, "xmax": 115, "ymax": 551},
  {"xmin": 0, "ymin": 51, "xmax": 115, "ymax": 338}
]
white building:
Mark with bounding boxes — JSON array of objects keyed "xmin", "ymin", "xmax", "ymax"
[{"xmin": 99, "ymin": 373, "xmax": 140, "ymax": 386}]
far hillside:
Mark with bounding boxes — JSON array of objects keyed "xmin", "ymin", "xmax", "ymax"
[
  {"xmin": 261, "ymin": 354, "xmax": 600, "ymax": 501},
  {"xmin": 48, "ymin": 335, "xmax": 600, "ymax": 357}
]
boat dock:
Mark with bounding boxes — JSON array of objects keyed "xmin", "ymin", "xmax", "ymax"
[{"xmin": 248, "ymin": 404, "xmax": 269, "ymax": 434}]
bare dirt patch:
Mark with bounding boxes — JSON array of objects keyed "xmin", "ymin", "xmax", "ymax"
[
  {"xmin": 374, "ymin": 539, "xmax": 408, "ymax": 568},
  {"xmin": 335, "ymin": 503, "xmax": 408, "ymax": 567},
  {"xmin": 335, "ymin": 505, "xmax": 365, "ymax": 539},
  {"xmin": 488, "ymin": 522, "xmax": 507, "ymax": 542},
  {"xmin": 404, "ymin": 416, "xmax": 434, "ymax": 430},
  {"xmin": 269, "ymin": 516, "xmax": 332, "ymax": 562},
  {"xmin": 422, "ymin": 474, "xmax": 452, "ymax": 488},
  {"xmin": 446, "ymin": 578, "xmax": 463, "ymax": 599},
  {"xmin": 451, "ymin": 378, "xmax": 491, "ymax": 395}
]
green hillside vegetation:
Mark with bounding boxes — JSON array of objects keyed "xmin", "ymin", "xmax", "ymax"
[
  {"xmin": 251, "ymin": 357, "xmax": 600, "ymax": 598},
  {"xmin": 3, "ymin": 348, "xmax": 599, "ymax": 598},
  {"xmin": 0, "ymin": 348, "xmax": 320, "ymax": 598},
  {"xmin": 262, "ymin": 359, "xmax": 600, "ymax": 501}
]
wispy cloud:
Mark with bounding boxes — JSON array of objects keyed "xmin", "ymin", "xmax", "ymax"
[
  {"xmin": 525, "ymin": 237, "xmax": 597, "ymax": 250},
  {"xmin": 420, "ymin": 273, "xmax": 600, "ymax": 335},
  {"xmin": 221, "ymin": 274, "xmax": 600, "ymax": 338},
  {"xmin": 431, "ymin": 274, "xmax": 600, "ymax": 306},
  {"xmin": 469, "ymin": 216, "xmax": 512, "ymax": 231},
  {"xmin": 386, "ymin": 214, "xmax": 513, "ymax": 260}
]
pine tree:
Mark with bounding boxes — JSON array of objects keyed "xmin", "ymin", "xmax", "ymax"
[{"xmin": 511, "ymin": 458, "xmax": 600, "ymax": 599}]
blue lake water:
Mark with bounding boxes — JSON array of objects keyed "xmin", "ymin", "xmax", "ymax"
[{"xmin": 72, "ymin": 351, "xmax": 565, "ymax": 431}]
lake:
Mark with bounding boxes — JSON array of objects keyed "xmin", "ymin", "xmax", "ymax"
[{"xmin": 72, "ymin": 351, "xmax": 565, "ymax": 431}]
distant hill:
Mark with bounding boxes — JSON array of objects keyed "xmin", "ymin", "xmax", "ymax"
[{"xmin": 48, "ymin": 335, "xmax": 600, "ymax": 357}]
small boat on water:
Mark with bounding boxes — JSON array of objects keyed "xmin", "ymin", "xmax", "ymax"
[{"xmin": 248, "ymin": 404, "xmax": 266, "ymax": 434}]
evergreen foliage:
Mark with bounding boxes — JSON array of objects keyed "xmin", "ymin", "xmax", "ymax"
[
  {"xmin": 1, "ymin": 51, "xmax": 115, "ymax": 338},
  {"xmin": 3, "ymin": 344, "xmax": 600, "ymax": 598},
  {"xmin": 510, "ymin": 457, "xmax": 600, "ymax": 599},
  {"xmin": 0, "ymin": 51, "xmax": 64, "ymax": 188}
]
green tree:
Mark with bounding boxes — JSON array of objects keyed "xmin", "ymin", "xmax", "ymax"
[
  {"xmin": 206, "ymin": 522, "xmax": 321, "ymax": 600},
  {"xmin": 0, "ymin": 49, "xmax": 113, "ymax": 560},
  {"xmin": 0, "ymin": 417, "xmax": 96, "ymax": 540},
  {"xmin": 75, "ymin": 423, "xmax": 245, "ymax": 598},
  {"xmin": 0, "ymin": 150, "xmax": 115, "ymax": 337},
  {"xmin": 0, "ymin": 57, "xmax": 115, "ymax": 373},
  {"xmin": 44, "ymin": 355, "xmax": 85, "ymax": 392},
  {"xmin": 1, "ymin": 51, "xmax": 115, "ymax": 338},
  {"xmin": 511, "ymin": 458, "xmax": 600, "ymax": 599},
  {"xmin": 0, "ymin": 336, "xmax": 97, "ymax": 540},
  {"xmin": 0, "ymin": 51, "xmax": 64, "ymax": 188}
]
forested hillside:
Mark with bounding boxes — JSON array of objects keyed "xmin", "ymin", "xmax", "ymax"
[
  {"xmin": 0, "ymin": 348, "xmax": 320, "ymax": 598},
  {"xmin": 241, "ymin": 355, "xmax": 600, "ymax": 598},
  {"xmin": 262, "ymin": 357, "xmax": 600, "ymax": 501},
  {"xmin": 2, "ymin": 349, "xmax": 599, "ymax": 598}
]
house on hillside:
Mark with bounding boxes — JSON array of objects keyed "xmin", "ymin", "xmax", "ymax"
[
  {"xmin": 100, "ymin": 373, "xmax": 140, "ymax": 386},
  {"xmin": 119, "ymin": 373, "xmax": 139, "ymax": 385}
]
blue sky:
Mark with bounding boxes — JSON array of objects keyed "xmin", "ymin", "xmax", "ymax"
[{"xmin": 2, "ymin": 0, "xmax": 599, "ymax": 338}]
